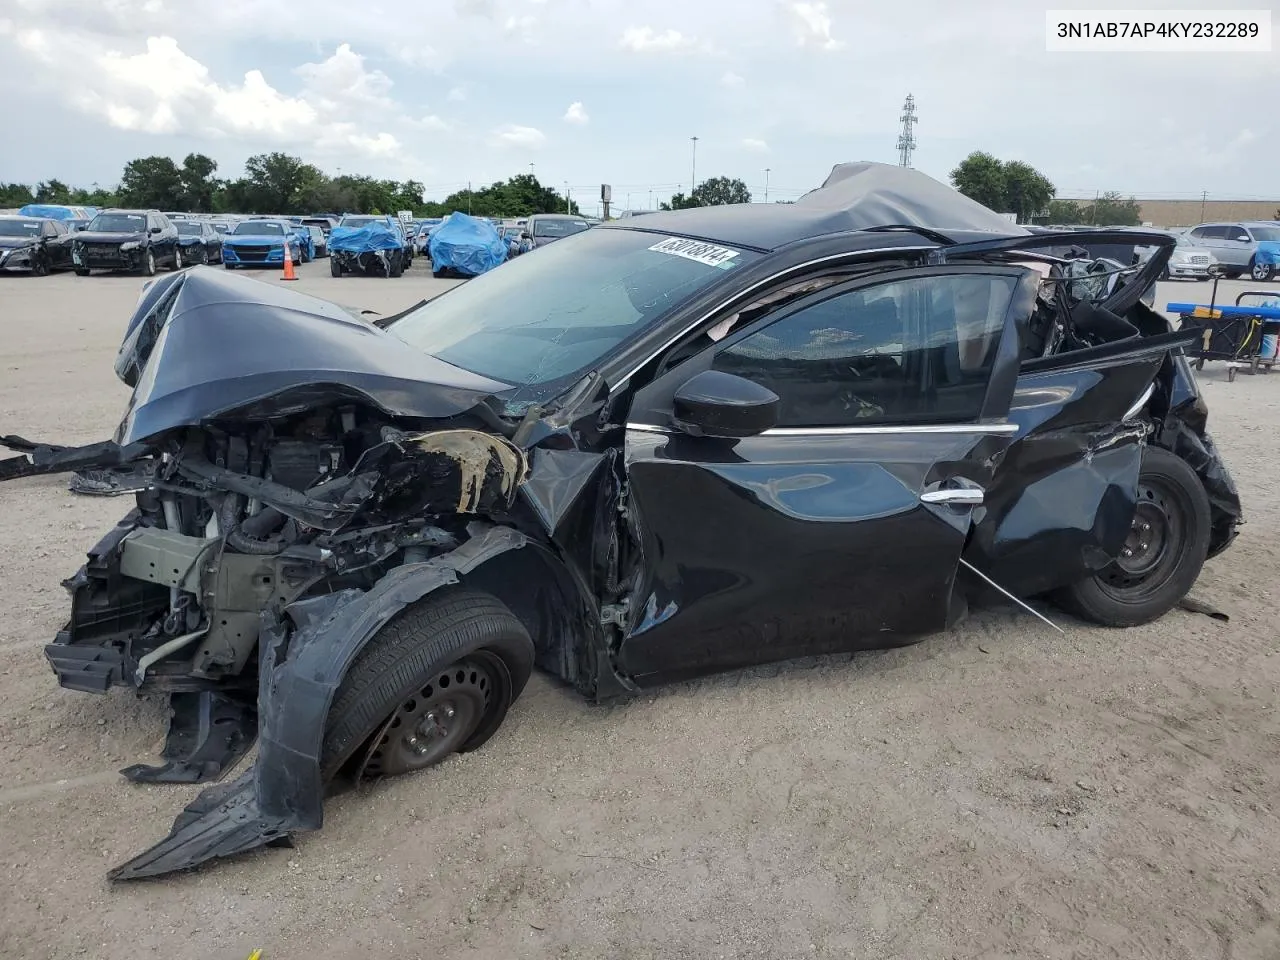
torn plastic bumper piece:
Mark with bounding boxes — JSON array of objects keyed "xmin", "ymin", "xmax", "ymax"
[
  {"xmin": 120, "ymin": 691, "xmax": 258, "ymax": 785},
  {"xmin": 108, "ymin": 523, "xmax": 530, "ymax": 882}
]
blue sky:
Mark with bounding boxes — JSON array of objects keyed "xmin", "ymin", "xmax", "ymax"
[{"xmin": 1, "ymin": 0, "xmax": 1276, "ymax": 212}]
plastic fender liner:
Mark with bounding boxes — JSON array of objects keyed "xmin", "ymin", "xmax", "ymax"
[{"xmin": 107, "ymin": 523, "xmax": 530, "ymax": 882}]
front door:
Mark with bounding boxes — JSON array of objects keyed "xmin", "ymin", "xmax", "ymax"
[{"xmin": 616, "ymin": 265, "xmax": 1039, "ymax": 685}]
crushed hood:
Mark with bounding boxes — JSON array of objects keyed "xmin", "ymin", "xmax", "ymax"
[{"xmin": 113, "ymin": 267, "xmax": 514, "ymax": 445}]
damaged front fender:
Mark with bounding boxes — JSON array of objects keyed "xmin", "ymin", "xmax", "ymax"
[{"xmin": 108, "ymin": 523, "xmax": 530, "ymax": 882}]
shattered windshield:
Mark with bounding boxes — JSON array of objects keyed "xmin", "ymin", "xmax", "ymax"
[
  {"xmin": 88, "ymin": 214, "xmax": 146, "ymax": 233},
  {"xmin": 234, "ymin": 221, "xmax": 284, "ymax": 236},
  {"xmin": 0, "ymin": 219, "xmax": 40, "ymax": 237},
  {"xmin": 390, "ymin": 228, "xmax": 757, "ymax": 404}
]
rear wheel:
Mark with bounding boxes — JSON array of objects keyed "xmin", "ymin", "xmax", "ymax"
[
  {"xmin": 1053, "ymin": 447, "xmax": 1210, "ymax": 626},
  {"xmin": 321, "ymin": 588, "xmax": 534, "ymax": 781}
]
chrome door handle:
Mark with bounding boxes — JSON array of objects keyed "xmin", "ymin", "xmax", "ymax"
[{"xmin": 920, "ymin": 487, "xmax": 984, "ymax": 505}]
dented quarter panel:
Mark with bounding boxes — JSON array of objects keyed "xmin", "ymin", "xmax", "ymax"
[{"xmin": 617, "ymin": 426, "xmax": 1012, "ymax": 685}]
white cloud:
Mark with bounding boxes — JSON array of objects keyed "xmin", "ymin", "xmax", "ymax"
[
  {"xmin": 563, "ymin": 101, "xmax": 589, "ymax": 125},
  {"xmin": 742, "ymin": 138, "xmax": 769, "ymax": 152},
  {"xmin": 721, "ymin": 71, "xmax": 745, "ymax": 87},
  {"xmin": 504, "ymin": 13, "xmax": 536, "ymax": 41},
  {"xmin": 618, "ymin": 26, "xmax": 693, "ymax": 53},
  {"xmin": 294, "ymin": 42, "xmax": 392, "ymax": 108},
  {"xmin": 490, "ymin": 123, "xmax": 546, "ymax": 149},
  {"xmin": 415, "ymin": 114, "xmax": 450, "ymax": 132},
  {"xmin": 787, "ymin": 1, "xmax": 843, "ymax": 50},
  {"xmin": 447, "ymin": 85, "xmax": 467, "ymax": 102}
]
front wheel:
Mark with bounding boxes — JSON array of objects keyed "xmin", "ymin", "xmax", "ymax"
[
  {"xmin": 74, "ymin": 267, "xmax": 89, "ymax": 277},
  {"xmin": 172, "ymin": 247, "xmax": 183, "ymax": 270},
  {"xmin": 1053, "ymin": 447, "xmax": 1211, "ymax": 626},
  {"xmin": 1250, "ymin": 258, "xmax": 1275, "ymax": 282},
  {"xmin": 321, "ymin": 588, "xmax": 534, "ymax": 781},
  {"xmin": 141, "ymin": 249, "xmax": 156, "ymax": 277},
  {"xmin": 330, "ymin": 257, "xmax": 342, "ymax": 277}
]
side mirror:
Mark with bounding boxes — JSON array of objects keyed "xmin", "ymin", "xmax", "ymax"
[
  {"xmin": 672, "ymin": 370, "xmax": 779, "ymax": 439},
  {"xmin": 75, "ymin": 223, "xmax": 88, "ymax": 231},
  {"xmin": 520, "ymin": 231, "xmax": 531, "ymax": 240},
  {"xmin": 1232, "ymin": 234, "xmax": 1250, "ymax": 243},
  {"xmin": 149, "ymin": 226, "xmax": 162, "ymax": 234}
]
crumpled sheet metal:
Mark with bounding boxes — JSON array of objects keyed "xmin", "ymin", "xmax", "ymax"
[{"xmin": 108, "ymin": 523, "xmax": 531, "ymax": 881}]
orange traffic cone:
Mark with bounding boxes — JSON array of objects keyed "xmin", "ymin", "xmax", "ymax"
[{"xmin": 281, "ymin": 245, "xmax": 298, "ymax": 281}]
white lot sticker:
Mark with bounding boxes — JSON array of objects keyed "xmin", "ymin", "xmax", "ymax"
[{"xmin": 648, "ymin": 237, "xmax": 740, "ymax": 268}]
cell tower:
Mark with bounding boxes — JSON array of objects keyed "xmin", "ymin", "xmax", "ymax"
[{"xmin": 896, "ymin": 94, "xmax": 918, "ymax": 168}]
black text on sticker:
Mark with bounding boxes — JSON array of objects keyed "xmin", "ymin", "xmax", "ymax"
[{"xmin": 648, "ymin": 237, "xmax": 740, "ymax": 267}]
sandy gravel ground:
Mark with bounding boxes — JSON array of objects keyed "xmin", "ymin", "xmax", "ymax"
[{"xmin": 1, "ymin": 263, "xmax": 1278, "ymax": 960}]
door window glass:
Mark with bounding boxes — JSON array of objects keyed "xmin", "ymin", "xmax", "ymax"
[{"xmin": 711, "ymin": 274, "xmax": 1017, "ymax": 427}]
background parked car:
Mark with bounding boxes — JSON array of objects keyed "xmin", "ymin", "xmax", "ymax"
[
  {"xmin": 172, "ymin": 219, "xmax": 224, "ymax": 265},
  {"xmin": 521, "ymin": 213, "xmax": 592, "ymax": 251},
  {"xmin": 414, "ymin": 217, "xmax": 443, "ymax": 256},
  {"xmin": 220, "ymin": 219, "xmax": 302, "ymax": 269},
  {"xmin": 329, "ymin": 218, "xmax": 408, "ymax": 277},
  {"xmin": 0, "ymin": 215, "xmax": 74, "ymax": 275},
  {"xmin": 306, "ymin": 224, "xmax": 328, "ymax": 258},
  {"xmin": 334, "ymin": 215, "xmax": 410, "ymax": 274},
  {"xmin": 1186, "ymin": 221, "xmax": 1280, "ymax": 280},
  {"xmin": 72, "ymin": 209, "xmax": 179, "ymax": 277}
]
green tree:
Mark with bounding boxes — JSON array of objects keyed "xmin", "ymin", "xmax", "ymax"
[
  {"xmin": 178, "ymin": 153, "xmax": 220, "ymax": 212},
  {"xmin": 949, "ymin": 152, "xmax": 1008, "ymax": 212},
  {"xmin": 234, "ymin": 152, "xmax": 325, "ymax": 213},
  {"xmin": 35, "ymin": 179, "xmax": 74, "ymax": 203},
  {"xmin": 119, "ymin": 156, "xmax": 184, "ymax": 209},
  {"xmin": 1044, "ymin": 199, "xmax": 1085, "ymax": 224},
  {"xmin": 439, "ymin": 175, "xmax": 578, "ymax": 217},
  {"xmin": 1002, "ymin": 161, "xmax": 1054, "ymax": 223},
  {"xmin": 1081, "ymin": 191, "xmax": 1142, "ymax": 226},
  {"xmin": 0, "ymin": 182, "xmax": 35, "ymax": 207},
  {"xmin": 693, "ymin": 176, "xmax": 751, "ymax": 206}
]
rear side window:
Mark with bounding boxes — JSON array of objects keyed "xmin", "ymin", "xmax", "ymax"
[
  {"xmin": 711, "ymin": 273, "xmax": 1018, "ymax": 427},
  {"xmin": 1201, "ymin": 225, "xmax": 1229, "ymax": 239}
]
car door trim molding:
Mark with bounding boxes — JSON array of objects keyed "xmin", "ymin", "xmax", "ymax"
[{"xmin": 626, "ymin": 422, "xmax": 1019, "ymax": 437}]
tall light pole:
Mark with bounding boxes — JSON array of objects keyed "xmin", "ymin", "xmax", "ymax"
[
  {"xmin": 690, "ymin": 136, "xmax": 699, "ymax": 199},
  {"xmin": 564, "ymin": 181, "xmax": 571, "ymax": 214},
  {"xmin": 529, "ymin": 162, "xmax": 535, "ymax": 177},
  {"xmin": 764, "ymin": 168, "xmax": 770, "ymax": 204},
  {"xmin": 648, "ymin": 189, "xmax": 653, "ymax": 210}
]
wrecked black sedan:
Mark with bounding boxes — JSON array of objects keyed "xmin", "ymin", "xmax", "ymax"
[{"xmin": 0, "ymin": 162, "xmax": 1241, "ymax": 882}]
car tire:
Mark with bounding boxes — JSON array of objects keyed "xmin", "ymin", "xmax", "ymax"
[
  {"xmin": 330, "ymin": 257, "xmax": 342, "ymax": 278},
  {"xmin": 1249, "ymin": 258, "xmax": 1274, "ymax": 282},
  {"xmin": 389, "ymin": 257, "xmax": 403, "ymax": 278},
  {"xmin": 141, "ymin": 249, "xmax": 156, "ymax": 277},
  {"xmin": 31, "ymin": 254, "xmax": 49, "ymax": 278},
  {"xmin": 224, "ymin": 262, "xmax": 235, "ymax": 269},
  {"xmin": 1053, "ymin": 447, "xmax": 1211, "ymax": 627},
  {"xmin": 320, "ymin": 587, "xmax": 534, "ymax": 782},
  {"xmin": 74, "ymin": 267, "xmax": 89, "ymax": 277},
  {"xmin": 172, "ymin": 247, "xmax": 183, "ymax": 270},
  {"xmin": 198, "ymin": 247, "xmax": 209, "ymax": 265}
]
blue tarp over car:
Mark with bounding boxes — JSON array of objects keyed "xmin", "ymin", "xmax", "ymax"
[
  {"xmin": 328, "ymin": 221, "xmax": 404, "ymax": 254},
  {"xmin": 428, "ymin": 212, "xmax": 507, "ymax": 276},
  {"xmin": 19, "ymin": 204, "xmax": 97, "ymax": 220}
]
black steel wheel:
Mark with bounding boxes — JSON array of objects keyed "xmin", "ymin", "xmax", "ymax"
[
  {"xmin": 360, "ymin": 654, "xmax": 502, "ymax": 777},
  {"xmin": 1054, "ymin": 447, "xmax": 1211, "ymax": 626},
  {"xmin": 321, "ymin": 587, "xmax": 534, "ymax": 783},
  {"xmin": 31, "ymin": 254, "xmax": 49, "ymax": 277}
]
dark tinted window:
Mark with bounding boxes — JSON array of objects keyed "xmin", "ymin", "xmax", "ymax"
[
  {"xmin": 89, "ymin": 213, "xmax": 146, "ymax": 232},
  {"xmin": 1201, "ymin": 225, "xmax": 1229, "ymax": 239},
  {"xmin": 712, "ymin": 274, "xmax": 1017, "ymax": 427},
  {"xmin": 174, "ymin": 221, "xmax": 202, "ymax": 236}
]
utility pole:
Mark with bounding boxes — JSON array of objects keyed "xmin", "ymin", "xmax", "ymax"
[
  {"xmin": 764, "ymin": 168, "xmax": 771, "ymax": 204},
  {"xmin": 690, "ymin": 136, "xmax": 699, "ymax": 199},
  {"xmin": 1200, "ymin": 189, "xmax": 1208, "ymax": 222},
  {"xmin": 467, "ymin": 181, "xmax": 472, "ymax": 215},
  {"xmin": 565, "ymin": 182, "xmax": 571, "ymax": 214},
  {"xmin": 1090, "ymin": 188, "xmax": 1099, "ymax": 225},
  {"xmin": 896, "ymin": 94, "xmax": 918, "ymax": 168},
  {"xmin": 529, "ymin": 163, "xmax": 535, "ymax": 178},
  {"xmin": 648, "ymin": 189, "xmax": 653, "ymax": 210}
]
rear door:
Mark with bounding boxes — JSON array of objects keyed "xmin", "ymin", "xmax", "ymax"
[{"xmin": 617, "ymin": 265, "xmax": 1040, "ymax": 685}]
